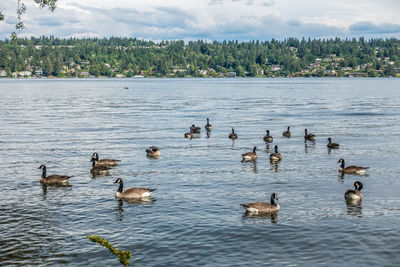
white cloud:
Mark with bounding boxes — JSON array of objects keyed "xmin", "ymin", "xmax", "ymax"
[{"xmin": 1, "ymin": 0, "xmax": 400, "ymax": 40}]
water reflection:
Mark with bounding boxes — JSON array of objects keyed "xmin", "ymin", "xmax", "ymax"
[
  {"xmin": 206, "ymin": 131, "xmax": 211, "ymax": 138},
  {"xmin": 243, "ymin": 212, "xmax": 278, "ymax": 224},
  {"xmin": 242, "ymin": 161, "xmax": 258, "ymax": 173},
  {"xmin": 304, "ymin": 142, "xmax": 316, "ymax": 154},
  {"xmin": 41, "ymin": 184, "xmax": 72, "ymax": 199},
  {"xmin": 346, "ymin": 201, "xmax": 363, "ymax": 217},
  {"xmin": 270, "ymin": 162, "xmax": 280, "ymax": 172},
  {"xmin": 147, "ymin": 154, "xmax": 161, "ymax": 160},
  {"xmin": 264, "ymin": 144, "xmax": 271, "ymax": 153},
  {"xmin": 116, "ymin": 197, "xmax": 156, "ymax": 205}
]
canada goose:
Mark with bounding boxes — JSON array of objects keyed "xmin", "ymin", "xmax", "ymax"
[
  {"xmin": 38, "ymin": 165, "xmax": 72, "ymax": 185},
  {"xmin": 205, "ymin": 118, "xmax": 213, "ymax": 131},
  {"xmin": 304, "ymin": 129, "xmax": 316, "ymax": 142},
  {"xmin": 263, "ymin": 130, "xmax": 273, "ymax": 143},
  {"xmin": 190, "ymin": 124, "xmax": 201, "ymax": 134},
  {"xmin": 90, "ymin": 157, "xmax": 110, "ymax": 175},
  {"xmin": 229, "ymin": 128, "xmax": 238, "ymax": 139},
  {"xmin": 92, "ymin": 152, "xmax": 120, "ymax": 167},
  {"xmin": 327, "ymin": 138, "xmax": 339, "ymax": 149},
  {"xmin": 282, "ymin": 126, "xmax": 291, "ymax": 137},
  {"xmin": 338, "ymin": 158, "xmax": 369, "ymax": 174},
  {"xmin": 241, "ymin": 193, "xmax": 280, "ymax": 213},
  {"xmin": 184, "ymin": 129, "xmax": 194, "ymax": 138},
  {"xmin": 345, "ymin": 181, "xmax": 363, "ymax": 201},
  {"xmin": 242, "ymin": 146, "xmax": 258, "ymax": 161},
  {"xmin": 114, "ymin": 178, "xmax": 156, "ymax": 199},
  {"xmin": 270, "ymin": 145, "xmax": 282, "ymax": 162},
  {"xmin": 146, "ymin": 146, "xmax": 161, "ymax": 157}
]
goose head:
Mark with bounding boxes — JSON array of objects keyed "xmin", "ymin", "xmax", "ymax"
[{"xmin": 270, "ymin": 193, "xmax": 278, "ymax": 206}]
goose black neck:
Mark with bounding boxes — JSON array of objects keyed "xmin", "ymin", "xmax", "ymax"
[
  {"xmin": 287, "ymin": 126, "xmax": 290, "ymax": 131},
  {"xmin": 274, "ymin": 145, "xmax": 278, "ymax": 153},
  {"xmin": 91, "ymin": 159, "xmax": 96, "ymax": 168},
  {"xmin": 117, "ymin": 180, "xmax": 123, "ymax": 193},
  {"xmin": 41, "ymin": 166, "xmax": 47, "ymax": 178},
  {"xmin": 270, "ymin": 195, "xmax": 277, "ymax": 206},
  {"xmin": 340, "ymin": 160, "xmax": 345, "ymax": 168},
  {"xmin": 232, "ymin": 128, "xmax": 235, "ymax": 133}
]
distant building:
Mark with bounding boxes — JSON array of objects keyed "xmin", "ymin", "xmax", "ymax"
[
  {"xmin": 271, "ymin": 65, "xmax": 281, "ymax": 71},
  {"xmin": 0, "ymin": 70, "xmax": 7, "ymax": 77}
]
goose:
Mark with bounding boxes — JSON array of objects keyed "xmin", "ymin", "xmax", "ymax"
[
  {"xmin": 114, "ymin": 178, "xmax": 156, "ymax": 199},
  {"xmin": 92, "ymin": 152, "xmax": 120, "ymax": 167},
  {"xmin": 229, "ymin": 128, "xmax": 238, "ymax": 140},
  {"xmin": 146, "ymin": 146, "xmax": 161, "ymax": 157},
  {"xmin": 345, "ymin": 181, "xmax": 363, "ymax": 201},
  {"xmin": 269, "ymin": 145, "xmax": 282, "ymax": 162},
  {"xmin": 190, "ymin": 124, "xmax": 201, "ymax": 134},
  {"xmin": 242, "ymin": 146, "xmax": 258, "ymax": 161},
  {"xmin": 282, "ymin": 126, "xmax": 291, "ymax": 137},
  {"xmin": 304, "ymin": 129, "xmax": 316, "ymax": 142},
  {"xmin": 38, "ymin": 165, "xmax": 72, "ymax": 185},
  {"xmin": 184, "ymin": 129, "xmax": 194, "ymax": 138},
  {"xmin": 338, "ymin": 158, "xmax": 369, "ymax": 174},
  {"xmin": 90, "ymin": 157, "xmax": 110, "ymax": 175},
  {"xmin": 263, "ymin": 130, "xmax": 273, "ymax": 143},
  {"xmin": 327, "ymin": 138, "xmax": 339, "ymax": 149},
  {"xmin": 205, "ymin": 118, "xmax": 213, "ymax": 131},
  {"xmin": 241, "ymin": 193, "xmax": 280, "ymax": 213}
]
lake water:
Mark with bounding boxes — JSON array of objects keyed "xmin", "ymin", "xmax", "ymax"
[{"xmin": 1, "ymin": 78, "xmax": 400, "ymax": 266}]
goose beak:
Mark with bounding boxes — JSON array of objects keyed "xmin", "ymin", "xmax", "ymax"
[{"xmin": 37, "ymin": 166, "xmax": 41, "ymax": 169}]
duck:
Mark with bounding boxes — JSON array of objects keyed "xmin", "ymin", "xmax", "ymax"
[
  {"xmin": 282, "ymin": 126, "xmax": 291, "ymax": 137},
  {"xmin": 345, "ymin": 181, "xmax": 363, "ymax": 201},
  {"xmin": 242, "ymin": 146, "xmax": 258, "ymax": 161},
  {"xmin": 304, "ymin": 129, "xmax": 316, "ymax": 142},
  {"xmin": 114, "ymin": 178, "xmax": 156, "ymax": 199},
  {"xmin": 205, "ymin": 118, "xmax": 213, "ymax": 131},
  {"xmin": 92, "ymin": 152, "xmax": 120, "ymax": 167},
  {"xmin": 269, "ymin": 145, "xmax": 282, "ymax": 162},
  {"xmin": 190, "ymin": 124, "xmax": 201, "ymax": 134},
  {"xmin": 184, "ymin": 129, "xmax": 194, "ymax": 138},
  {"xmin": 263, "ymin": 130, "xmax": 273, "ymax": 143},
  {"xmin": 241, "ymin": 193, "xmax": 280, "ymax": 213},
  {"xmin": 146, "ymin": 146, "xmax": 161, "ymax": 157},
  {"xmin": 38, "ymin": 165, "xmax": 72, "ymax": 185},
  {"xmin": 228, "ymin": 128, "xmax": 238, "ymax": 140},
  {"xmin": 90, "ymin": 157, "xmax": 110, "ymax": 175},
  {"xmin": 338, "ymin": 158, "xmax": 369, "ymax": 174},
  {"xmin": 327, "ymin": 138, "xmax": 339, "ymax": 149}
]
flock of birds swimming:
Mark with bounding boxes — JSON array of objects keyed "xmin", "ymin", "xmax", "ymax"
[{"xmin": 38, "ymin": 118, "xmax": 369, "ymax": 214}]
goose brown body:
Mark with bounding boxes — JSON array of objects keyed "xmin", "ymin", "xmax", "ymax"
[
  {"xmin": 241, "ymin": 193, "xmax": 280, "ymax": 213},
  {"xmin": 345, "ymin": 181, "xmax": 363, "ymax": 201},
  {"xmin": 205, "ymin": 118, "xmax": 213, "ymax": 131},
  {"xmin": 114, "ymin": 178, "xmax": 156, "ymax": 199},
  {"xmin": 90, "ymin": 158, "xmax": 110, "ymax": 175},
  {"xmin": 146, "ymin": 146, "xmax": 161, "ymax": 157},
  {"xmin": 242, "ymin": 146, "xmax": 258, "ymax": 161},
  {"xmin": 304, "ymin": 129, "xmax": 316, "ymax": 142},
  {"xmin": 92, "ymin": 152, "xmax": 120, "ymax": 167},
  {"xmin": 338, "ymin": 158, "xmax": 369, "ymax": 174},
  {"xmin": 263, "ymin": 130, "xmax": 273, "ymax": 143},
  {"xmin": 269, "ymin": 145, "xmax": 282, "ymax": 162},
  {"xmin": 327, "ymin": 138, "xmax": 339, "ymax": 149},
  {"xmin": 229, "ymin": 128, "xmax": 238, "ymax": 139},
  {"xmin": 283, "ymin": 127, "xmax": 291, "ymax": 137},
  {"xmin": 38, "ymin": 165, "xmax": 72, "ymax": 185},
  {"xmin": 190, "ymin": 124, "xmax": 201, "ymax": 134}
]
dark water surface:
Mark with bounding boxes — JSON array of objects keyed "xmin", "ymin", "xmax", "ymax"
[{"xmin": 1, "ymin": 78, "xmax": 400, "ymax": 266}]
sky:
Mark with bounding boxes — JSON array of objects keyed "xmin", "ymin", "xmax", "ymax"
[{"xmin": 1, "ymin": 0, "xmax": 400, "ymax": 41}]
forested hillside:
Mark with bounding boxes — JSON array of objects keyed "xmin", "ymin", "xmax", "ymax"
[{"xmin": 1, "ymin": 37, "xmax": 399, "ymax": 78}]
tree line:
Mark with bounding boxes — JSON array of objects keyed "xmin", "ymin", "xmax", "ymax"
[{"xmin": 0, "ymin": 36, "xmax": 399, "ymax": 77}]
